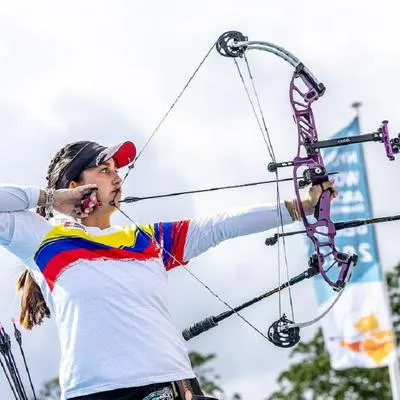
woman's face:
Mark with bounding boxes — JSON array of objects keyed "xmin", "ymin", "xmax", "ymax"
[{"xmin": 77, "ymin": 157, "xmax": 122, "ymax": 210}]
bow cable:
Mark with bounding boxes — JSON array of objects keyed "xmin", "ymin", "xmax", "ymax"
[
  {"xmin": 233, "ymin": 53, "xmax": 296, "ymax": 323},
  {"xmin": 114, "ymin": 204, "xmax": 278, "ymax": 343},
  {"xmin": 111, "ymin": 39, "xmax": 283, "ymax": 344}
]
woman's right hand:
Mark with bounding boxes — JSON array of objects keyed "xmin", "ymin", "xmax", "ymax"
[{"xmin": 52, "ymin": 184, "xmax": 99, "ymax": 218}]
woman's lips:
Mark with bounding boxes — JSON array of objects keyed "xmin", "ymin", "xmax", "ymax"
[{"xmin": 111, "ymin": 189, "xmax": 122, "ymax": 202}]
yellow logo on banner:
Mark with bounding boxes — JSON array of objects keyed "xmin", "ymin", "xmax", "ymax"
[{"xmin": 340, "ymin": 314, "xmax": 394, "ymax": 365}]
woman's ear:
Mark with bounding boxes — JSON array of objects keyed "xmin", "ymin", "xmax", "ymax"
[{"xmin": 67, "ymin": 171, "xmax": 86, "ymax": 189}]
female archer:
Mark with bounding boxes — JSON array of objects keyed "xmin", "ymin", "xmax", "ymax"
[{"xmin": 0, "ymin": 139, "xmax": 336, "ymax": 400}]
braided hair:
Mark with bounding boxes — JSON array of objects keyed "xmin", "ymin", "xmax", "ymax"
[{"xmin": 17, "ymin": 141, "xmax": 90, "ymax": 329}]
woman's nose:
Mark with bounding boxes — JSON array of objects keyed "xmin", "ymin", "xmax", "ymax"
[{"xmin": 113, "ymin": 172, "xmax": 122, "ymax": 185}]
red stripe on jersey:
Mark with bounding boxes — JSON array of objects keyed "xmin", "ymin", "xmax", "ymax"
[
  {"xmin": 44, "ymin": 246, "xmax": 159, "ymax": 291},
  {"xmin": 165, "ymin": 220, "xmax": 190, "ymax": 271}
]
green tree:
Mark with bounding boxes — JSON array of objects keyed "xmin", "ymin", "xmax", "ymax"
[
  {"xmin": 189, "ymin": 351, "xmax": 224, "ymax": 396},
  {"xmin": 267, "ymin": 262, "xmax": 400, "ymax": 400},
  {"xmin": 37, "ymin": 377, "xmax": 60, "ymax": 400},
  {"xmin": 189, "ymin": 351, "xmax": 242, "ymax": 399}
]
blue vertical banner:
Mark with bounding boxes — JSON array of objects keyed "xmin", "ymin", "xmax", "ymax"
[{"xmin": 311, "ymin": 118, "xmax": 395, "ymax": 369}]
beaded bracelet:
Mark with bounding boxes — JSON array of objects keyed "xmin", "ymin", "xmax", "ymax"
[{"xmin": 44, "ymin": 188, "xmax": 55, "ymax": 220}]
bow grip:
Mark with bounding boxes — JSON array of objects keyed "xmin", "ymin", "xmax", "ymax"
[
  {"xmin": 312, "ymin": 179, "xmax": 333, "ymax": 220},
  {"xmin": 182, "ymin": 317, "xmax": 218, "ymax": 341}
]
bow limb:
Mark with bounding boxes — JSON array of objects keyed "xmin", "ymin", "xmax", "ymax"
[
  {"xmin": 287, "ymin": 67, "xmax": 355, "ymax": 291},
  {"xmin": 285, "ymin": 256, "xmax": 355, "ymax": 331}
]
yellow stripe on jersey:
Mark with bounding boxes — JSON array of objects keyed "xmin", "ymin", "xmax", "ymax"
[{"xmin": 41, "ymin": 222, "xmax": 155, "ymax": 249}]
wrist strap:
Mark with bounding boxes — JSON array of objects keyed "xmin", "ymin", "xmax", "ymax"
[
  {"xmin": 44, "ymin": 188, "xmax": 55, "ymax": 220},
  {"xmin": 285, "ymin": 199, "xmax": 301, "ymax": 221}
]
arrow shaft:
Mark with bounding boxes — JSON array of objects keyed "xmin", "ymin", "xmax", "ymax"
[{"xmin": 120, "ymin": 173, "xmax": 339, "ymax": 204}]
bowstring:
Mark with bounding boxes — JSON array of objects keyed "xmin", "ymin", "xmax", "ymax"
[
  {"xmin": 243, "ymin": 54, "xmax": 295, "ymax": 322},
  {"xmin": 114, "ymin": 41, "xmax": 276, "ymax": 342},
  {"xmin": 118, "ymin": 42, "xmax": 216, "ymax": 190},
  {"xmin": 234, "ymin": 54, "xmax": 295, "ymax": 322},
  {"xmin": 114, "ymin": 205, "xmax": 274, "ymax": 342}
]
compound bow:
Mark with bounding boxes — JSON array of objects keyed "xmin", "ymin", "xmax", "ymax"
[{"xmin": 114, "ymin": 31, "xmax": 400, "ymax": 348}]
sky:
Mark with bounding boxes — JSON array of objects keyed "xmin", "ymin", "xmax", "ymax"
[{"xmin": 0, "ymin": 1, "xmax": 399, "ymax": 399}]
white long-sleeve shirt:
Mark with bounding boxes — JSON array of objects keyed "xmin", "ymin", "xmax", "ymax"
[{"xmin": 0, "ymin": 185, "xmax": 293, "ymax": 399}]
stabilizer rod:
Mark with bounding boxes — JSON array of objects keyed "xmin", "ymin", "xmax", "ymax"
[{"xmin": 182, "ymin": 263, "xmax": 319, "ymax": 340}]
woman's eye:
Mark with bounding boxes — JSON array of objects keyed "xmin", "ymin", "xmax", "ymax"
[{"xmin": 100, "ymin": 167, "xmax": 119, "ymax": 174}]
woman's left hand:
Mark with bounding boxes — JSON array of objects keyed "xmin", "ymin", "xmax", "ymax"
[{"xmin": 302, "ymin": 179, "xmax": 338, "ymax": 216}]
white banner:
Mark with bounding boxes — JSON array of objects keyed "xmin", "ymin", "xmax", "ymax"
[{"xmin": 321, "ymin": 281, "xmax": 395, "ymax": 369}]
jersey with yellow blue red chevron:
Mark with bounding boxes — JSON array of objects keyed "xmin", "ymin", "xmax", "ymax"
[{"xmin": 34, "ymin": 221, "xmax": 190, "ymax": 291}]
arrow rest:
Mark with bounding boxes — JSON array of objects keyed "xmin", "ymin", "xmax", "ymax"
[
  {"xmin": 267, "ymin": 314, "xmax": 300, "ymax": 348},
  {"xmin": 216, "ymin": 31, "xmax": 247, "ymax": 58}
]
